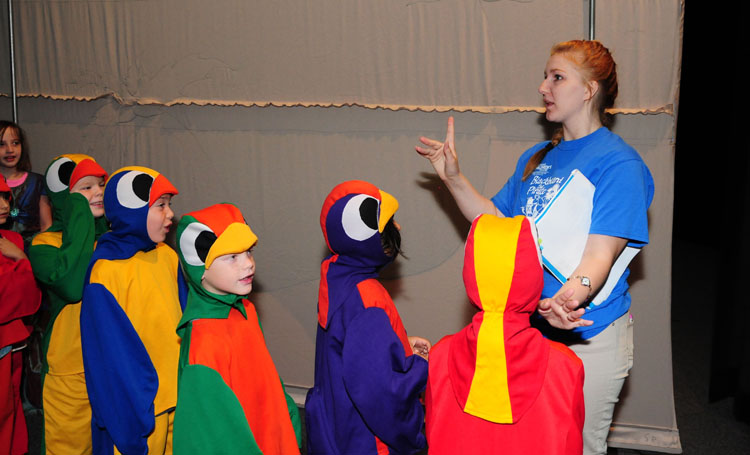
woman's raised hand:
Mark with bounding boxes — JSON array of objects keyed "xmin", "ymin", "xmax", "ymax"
[{"xmin": 416, "ymin": 116, "xmax": 460, "ymax": 181}]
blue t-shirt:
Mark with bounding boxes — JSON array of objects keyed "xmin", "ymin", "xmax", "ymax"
[{"xmin": 491, "ymin": 127, "xmax": 654, "ymax": 339}]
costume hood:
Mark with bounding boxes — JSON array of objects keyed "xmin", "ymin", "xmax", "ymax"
[
  {"xmin": 0, "ymin": 176, "xmax": 12, "ymax": 222},
  {"xmin": 317, "ymin": 180, "xmax": 398, "ymax": 328},
  {"xmin": 0, "ymin": 176, "xmax": 11, "ymax": 198},
  {"xmin": 448, "ymin": 214, "xmax": 548, "ymax": 424},
  {"xmin": 176, "ymin": 203, "xmax": 258, "ymax": 329},
  {"xmin": 89, "ymin": 166, "xmax": 178, "ymax": 263},
  {"xmin": 43, "ymin": 154, "xmax": 108, "ymax": 233}
]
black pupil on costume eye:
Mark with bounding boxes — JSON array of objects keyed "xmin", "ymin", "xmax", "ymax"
[
  {"xmin": 195, "ymin": 231, "xmax": 217, "ymax": 263},
  {"xmin": 359, "ymin": 198, "xmax": 379, "ymax": 231},
  {"xmin": 58, "ymin": 161, "xmax": 75, "ymax": 186},
  {"xmin": 132, "ymin": 174, "xmax": 153, "ymax": 202}
]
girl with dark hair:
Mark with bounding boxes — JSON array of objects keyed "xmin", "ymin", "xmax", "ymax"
[
  {"xmin": 0, "ymin": 121, "xmax": 53, "ymax": 247},
  {"xmin": 416, "ymin": 40, "xmax": 654, "ymax": 455}
]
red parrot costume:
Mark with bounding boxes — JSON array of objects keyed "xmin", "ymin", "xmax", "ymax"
[
  {"xmin": 425, "ymin": 214, "xmax": 585, "ymax": 455},
  {"xmin": 0, "ymin": 177, "xmax": 42, "ymax": 455}
]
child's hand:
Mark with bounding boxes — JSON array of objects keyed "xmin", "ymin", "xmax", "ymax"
[
  {"xmin": 408, "ymin": 336, "xmax": 431, "ymax": 361},
  {"xmin": 0, "ymin": 237, "xmax": 27, "ymax": 261}
]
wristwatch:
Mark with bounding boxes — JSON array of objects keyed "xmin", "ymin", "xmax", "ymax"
[{"xmin": 567, "ymin": 275, "xmax": 592, "ymax": 301}]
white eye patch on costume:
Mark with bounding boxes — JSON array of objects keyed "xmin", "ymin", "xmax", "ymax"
[
  {"xmin": 342, "ymin": 194, "xmax": 380, "ymax": 241},
  {"xmin": 46, "ymin": 157, "xmax": 75, "ymax": 193},
  {"xmin": 180, "ymin": 221, "xmax": 217, "ymax": 267},
  {"xmin": 117, "ymin": 171, "xmax": 153, "ymax": 209}
]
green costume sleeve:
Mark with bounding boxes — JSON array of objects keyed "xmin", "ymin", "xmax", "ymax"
[
  {"xmin": 173, "ymin": 364, "xmax": 262, "ymax": 455},
  {"xmin": 281, "ymin": 378, "xmax": 302, "ymax": 447},
  {"xmin": 29, "ymin": 193, "xmax": 96, "ymax": 303}
]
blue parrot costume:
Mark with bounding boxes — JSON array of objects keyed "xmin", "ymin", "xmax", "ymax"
[
  {"xmin": 80, "ymin": 167, "xmax": 187, "ymax": 455},
  {"xmin": 305, "ymin": 180, "xmax": 428, "ymax": 455}
]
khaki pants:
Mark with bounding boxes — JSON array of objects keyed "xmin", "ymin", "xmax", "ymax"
[{"xmin": 567, "ymin": 312, "xmax": 634, "ymax": 455}]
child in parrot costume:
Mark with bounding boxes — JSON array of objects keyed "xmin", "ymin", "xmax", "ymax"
[
  {"xmin": 305, "ymin": 180, "xmax": 429, "ymax": 455},
  {"xmin": 172, "ymin": 202, "xmax": 301, "ymax": 454},
  {"xmin": 81, "ymin": 166, "xmax": 185, "ymax": 455},
  {"xmin": 425, "ymin": 214, "xmax": 585, "ymax": 455},
  {"xmin": 29, "ymin": 154, "xmax": 108, "ymax": 454},
  {"xmin": 0, "ymin": 176, "xmax": 41, "ymax": 455}
]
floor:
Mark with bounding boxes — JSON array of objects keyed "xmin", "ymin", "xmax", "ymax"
[{"xmin": 22, "ymin": 239, "xmax": 750, "ymax": 453}]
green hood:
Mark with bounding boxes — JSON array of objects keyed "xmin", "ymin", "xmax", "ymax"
[{"xmin": 175, "ymin": 203, "xmax": 258, "ymax": 336}]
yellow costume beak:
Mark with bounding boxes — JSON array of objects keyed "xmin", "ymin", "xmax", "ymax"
[{"xmin": 378, "ymin": 189, "xmax": 399, "ymax": 232}]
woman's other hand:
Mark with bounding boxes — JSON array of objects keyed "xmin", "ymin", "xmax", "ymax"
[{"xmin": 538, "ymin": 288, "xmax": 593, "ymax": 330}]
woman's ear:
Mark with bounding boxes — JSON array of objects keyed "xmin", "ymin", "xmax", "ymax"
[{"xmin": 585, "ymin": 80, "xmax": 600, "ymax": 101}]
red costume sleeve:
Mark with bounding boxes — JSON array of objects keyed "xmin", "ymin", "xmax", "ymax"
[{"xmin": 0, "ymin": 231, "xmax": 41, "ymax": 348}]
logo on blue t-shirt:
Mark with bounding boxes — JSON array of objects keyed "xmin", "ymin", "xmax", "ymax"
[{"xmin": 524, "ymin": 163, "xmax": 564, "ymax": 219}]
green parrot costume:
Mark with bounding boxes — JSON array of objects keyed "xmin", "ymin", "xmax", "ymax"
[
  {"xmin": 173, "ymin": 203, "xmax": 301, "ymax": 454},
  {"xmin": 29, "ymin": 154, "xmax": 108, "ymax": 454}
]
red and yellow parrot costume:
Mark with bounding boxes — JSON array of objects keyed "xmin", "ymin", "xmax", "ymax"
[{"xmin": 425, "ymin": 215, "xmax": 585, "ymax": 455}]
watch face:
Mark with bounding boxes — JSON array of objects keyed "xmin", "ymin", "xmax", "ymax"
[{"xmin": 581, "ymin": 277, "xmax": 591, "ymax": 287}]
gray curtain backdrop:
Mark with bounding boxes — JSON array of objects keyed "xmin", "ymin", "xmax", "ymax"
[{"xmin": 1, "ymin": 0, "xmax": 683, "ymax": 452}]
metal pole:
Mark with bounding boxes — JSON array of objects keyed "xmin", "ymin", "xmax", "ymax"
[
  {"xmin": 7, "ymin": 0, "xmax": 18, "ymax": 122},
  {"xmin": 588, "ymin": 0, "xmax": 596, "ymax": 40}
]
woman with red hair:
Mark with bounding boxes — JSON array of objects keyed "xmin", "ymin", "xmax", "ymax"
[{"xmin": 417, "ymin": 40, "xmax": 654, "ymax": 455}]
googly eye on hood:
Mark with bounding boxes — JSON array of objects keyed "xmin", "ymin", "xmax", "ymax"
[
  {"xmin": 103, "ymin": 166, "xmax": 178, "ymax": 250},
  {"xmin": 320, "ymin": 180, "xmax": 399, "ymax": 269},
  {"xmin": 43, "ymin": 154, "xmax": 108, "ymax": 221},
  {"xmin": 176, "ymin": 203, "xmax": 257, "ymax": 289}
]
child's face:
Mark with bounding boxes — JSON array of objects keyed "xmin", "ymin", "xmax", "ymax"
[
  {"xmin": 70, "ymin": 175, "xmax": 106, "ymax": 218},
  {"xmin": 381, "ymin": 218, "xmax": 402, "ymax": 257},
  {"xmin": 201, "ymin": 248, "xmax": 256, "ymax": 296},
  {"xmin": 0, "ymin": 128, "xmax": 22, "ymax": 170},
  {"xmin": 146, "ymin": 194, "xmax": 175, "ymax": 243},
  {"xmin": 0, "ymin": 194, "xmax": 9, "ymax": 224}
]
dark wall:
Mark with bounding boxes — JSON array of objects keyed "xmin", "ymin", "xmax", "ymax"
[{"xmin": 674, "ymin": 1, "xmax": 748, "ymax": 420}]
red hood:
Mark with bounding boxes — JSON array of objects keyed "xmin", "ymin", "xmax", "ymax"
[{"xmin": 448, "ymin": 214, "xmax": 548, "ymax": 423}]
